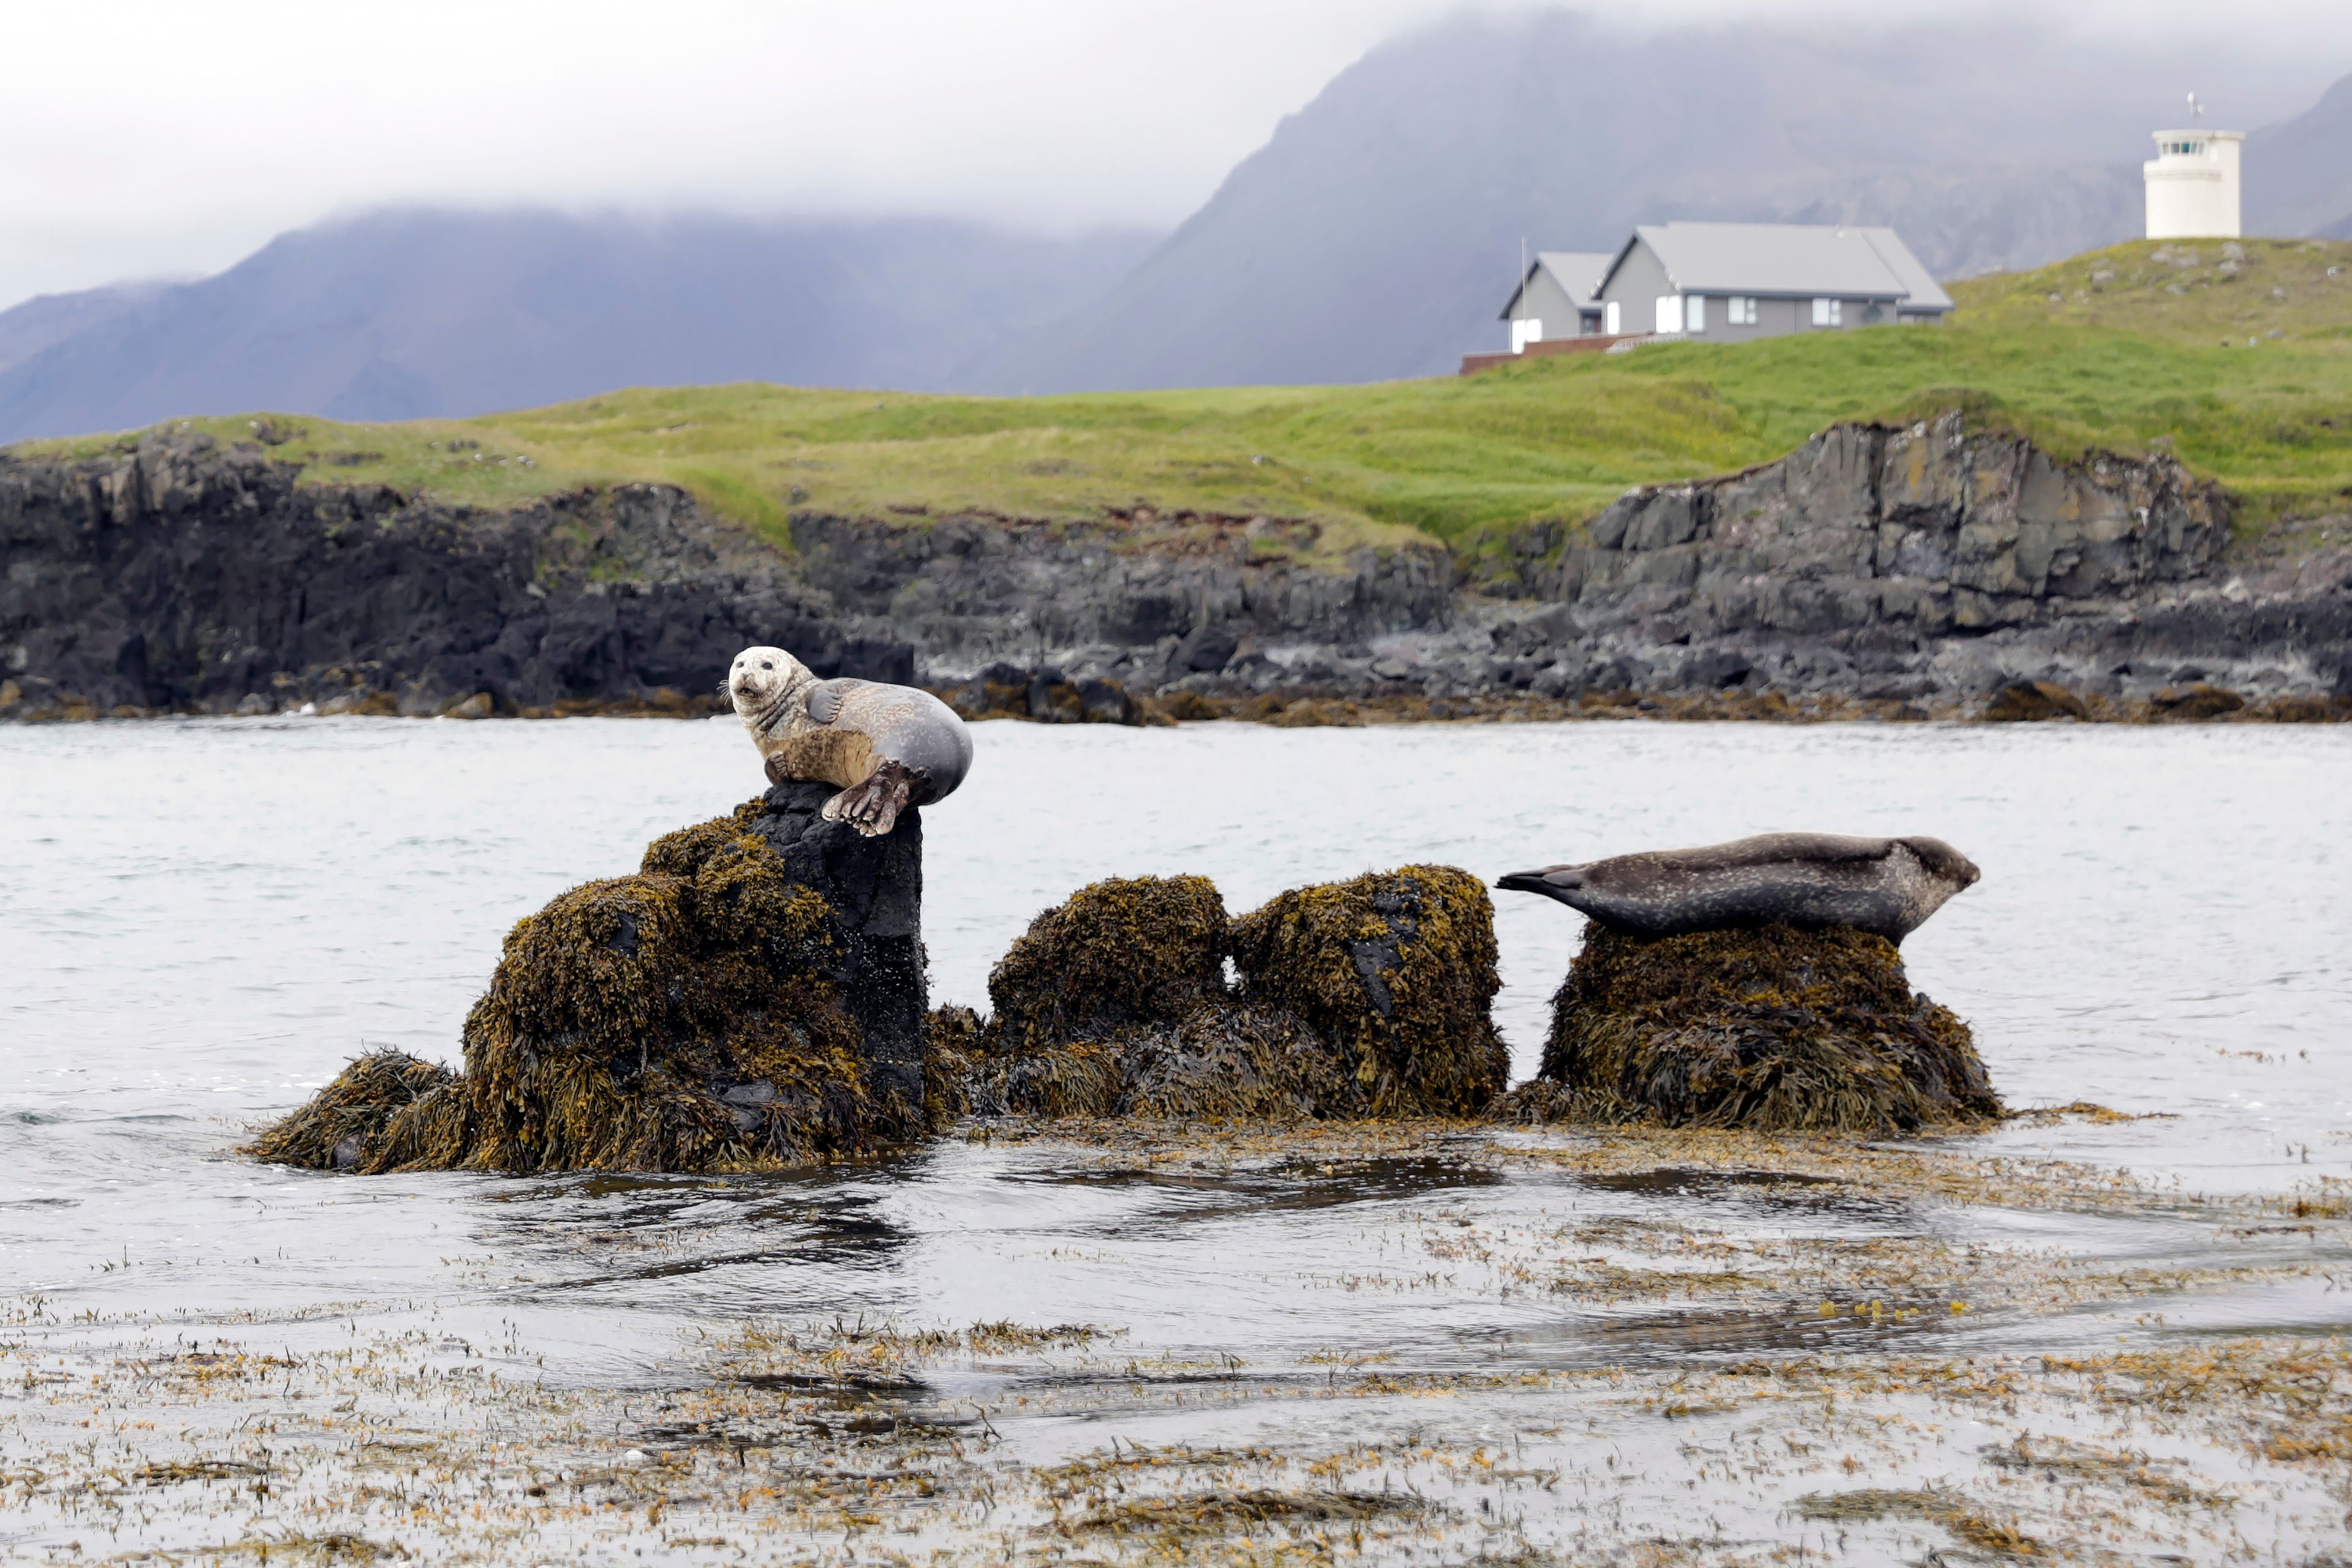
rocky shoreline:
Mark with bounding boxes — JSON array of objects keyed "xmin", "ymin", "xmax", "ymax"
[{"xmin": 6, "ymin": 411, "xmax": 2347, "ymax": 723}]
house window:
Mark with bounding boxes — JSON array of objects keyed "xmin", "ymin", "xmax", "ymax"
[
  {"xmin": 1510, "ymin": 317, "xmax": 1544, "ymax": 353},
  {"xmin": 1655, "ymin": 295, "xmax": 1683, "ymax": 334},
  {"xmin": 1604, "ymin": 300, "xmax": 1621, "ymax": 335},
  {"xmin": 1812, "ymin": 298, "xmax": 1842, "ymax": 327},
  {"xmin": 1727, "ymin": 296, "xmax": 1757, "ymax": 325},
  {"xmin": 1685, "ymin": 295, "xmax": 1706, "ymax": 333}
]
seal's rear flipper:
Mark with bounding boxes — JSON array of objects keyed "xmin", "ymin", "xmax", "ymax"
[
  {"xmin": 1496, "ymin": 867, "xmax": 1586, "ymax": 906},
  {"xmin": 822, "ymin": 760, "xmax": 919, "ymax": 838}
]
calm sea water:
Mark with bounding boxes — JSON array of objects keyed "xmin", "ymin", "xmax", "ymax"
[{"xmin": 2, "ymin": 715, "xmax": 2347, "ymax": 1381}]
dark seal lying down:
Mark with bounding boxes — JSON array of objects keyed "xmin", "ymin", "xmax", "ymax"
[{"xmin": 1496, "ymin": 832, "xmax": 1980, "ymax": 943}]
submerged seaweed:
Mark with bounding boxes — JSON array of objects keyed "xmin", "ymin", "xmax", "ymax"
[
  {"xmin": 1496, "ymin": 921, "xmax": 2002, "ymax": 1135},
  {"xmin": 252, "ymin": 797, "xmax": 919, "ymax": 1175}
]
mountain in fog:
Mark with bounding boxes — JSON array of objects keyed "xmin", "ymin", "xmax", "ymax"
[
  {"xmin": 0, "ymin": 210, "xmax": 1156, "ymax": 443},
  {"xmin": 2245, "ymin": 73, "xmax": 2352, "ymax": 239},
  {"xmin": 968, "ymin": 12, "xmax": 2351, "ymax": 391},
  {"xmin": 0, "ymin": 281, "xmax": 170, "ymax": 379},
  {"xmin": 7, "ymin": 9, "xmax": 2350, "ymax": 431}
]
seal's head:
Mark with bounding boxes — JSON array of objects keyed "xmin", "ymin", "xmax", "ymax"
[
  {"xmin": 726, "ymin": 645, "xmax": 813, "ymax": 730},
  {"xmin": 1896, "ymin": 835, "xmax": 1981, "ymax": 891}
]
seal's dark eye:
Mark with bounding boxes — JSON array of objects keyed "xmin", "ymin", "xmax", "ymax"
[{"xmin": 761, "ymin": 662, "xmax": 772, "ymax": 669}]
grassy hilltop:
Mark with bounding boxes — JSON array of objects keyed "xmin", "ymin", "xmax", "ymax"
[{"xmin": 17, "ymin": 238, "xmax": 2352, "ymax": 551}]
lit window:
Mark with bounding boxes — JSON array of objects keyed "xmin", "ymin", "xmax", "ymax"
[
  {"xmin": 1605, "ymin": 300, "xmax": 1621, "ymax": 335},
  {"xmin": 1655, "ymin": 295, "xmax": 1683, "ymax": 334},
  {"xmin": 1728, "ymin": 296, "xmax": 1757, "ymax": 325},
  {"xmin": 1685, "ymin": 295, "xmax": 1706, "ymax": 333},
  {"xmin": 1812, "ymin": 298, "xmax": 1842, "ymax": 326}
]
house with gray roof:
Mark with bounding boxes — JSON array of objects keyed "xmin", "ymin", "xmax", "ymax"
[
  {"xmin": 1496, "ymin": 222, "xmax": 1951, "ymax": 351},
  {"xmin": 1497, "ymin": 251, "xmax": 1612, "ymax": 350}
]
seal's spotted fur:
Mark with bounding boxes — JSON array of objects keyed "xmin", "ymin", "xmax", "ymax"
[
  {"xmin": 1498, "ymin": 832, "xmax": 1978, "ymax": 943},
  {"xmin": 726, "ymin": 646, "xmax": 972, "ymax": 837}
]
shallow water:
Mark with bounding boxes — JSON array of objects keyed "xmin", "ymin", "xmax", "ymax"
[{"xmin": 4, "ymin": 717, "xmax": 2350, "ymax": 1559}]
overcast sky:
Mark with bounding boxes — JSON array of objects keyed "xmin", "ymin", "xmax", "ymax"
[{"xmin": 4, "ymin": 0, "xmax": 2348, "ymax": 311}]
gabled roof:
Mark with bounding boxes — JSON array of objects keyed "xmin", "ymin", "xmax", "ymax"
[
  {"xmin": 1601, "ymin": 223, "xmax": 1954, "ymax": 311},
  {"xmin": 1498, "ymin": 251, "xmax": 1613, "ymax": 320}
]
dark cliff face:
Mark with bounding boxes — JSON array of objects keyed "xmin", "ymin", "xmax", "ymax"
[
  {"xmin": 4, "ymin": 415, "xmax": 2347, "ymax": 720},
  {"xmin": 788, "ymin": 510, "xmax": 1455, "ymax": 690},
  {"xmin": 1469, "ymin": 413, "xmax": 2352, "ymax": 704},
  {"xmin": 0, "ymin": 432, "xmax": 908, "ymax": 717}
]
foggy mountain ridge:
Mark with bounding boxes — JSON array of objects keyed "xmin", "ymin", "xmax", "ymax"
[
  {"xmin": 0, "ymin": 281, "xmax": 172, "ymax": 380},
  {"xmin": 2242, "ymin": 71, "xmax": 2352, "ymax": 238},
  {"xmin": 0, "ymin": 211, "xmax": 1158, "ymax": 444},
  {"xmin": 967, "ymin": 12, "xmax": 2352, "ymax": 391},
  {"xmin": 3, "ymin": 9, "xmax": 2350, "ymax": 435}
]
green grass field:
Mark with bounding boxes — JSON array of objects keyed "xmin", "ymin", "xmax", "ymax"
[{"xmin": 17, "ymin": 238, "xmax": 2352, "ymax": 554}]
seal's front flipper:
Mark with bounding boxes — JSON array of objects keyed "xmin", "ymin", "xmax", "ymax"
[
  {"xmin": 805, "ymin": 679, "xmax": 859, "ymax": 725},
  {"xmin": 821, "ymin": 760, "xmax": 919, "ymax": 837}
]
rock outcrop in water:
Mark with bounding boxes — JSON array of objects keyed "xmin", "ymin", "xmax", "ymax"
[
  {"xmin": 1492, "ymin": 922, "xmax": 2002, "ymax": 1136},
  {"xmin": 7, "ymin": 412, "xmax": 2346, "ymax": 721},
  {"xmin": 249, "ymin": 782, "xmax": 928, "ymax": 1174},
  {"xmin": 955, "ymin": 867, "xmax": 1507, "ymax": 1121}
]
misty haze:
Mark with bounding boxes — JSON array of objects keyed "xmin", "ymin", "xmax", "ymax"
[{"xmin": 6, "ymin": 4, "xmax": 2352, "ymax": 1565}]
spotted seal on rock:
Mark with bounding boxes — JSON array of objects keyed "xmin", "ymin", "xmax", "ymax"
[
  {"xmin": 727, "ymin": 646, "xmax": 973, "ymax": 837},
  {"xmin": 1496, "ymin": 833, "xmax": 1980, "ymax": 943}
]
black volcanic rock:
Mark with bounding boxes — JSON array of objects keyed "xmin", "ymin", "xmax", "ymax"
[
  {"xmin": 0, "ymin": 431, "xmax": 907, "ymax": 715},
  {"xmin": 3, "ymin": 415, "xmax": 2345, "ymax": 722}
]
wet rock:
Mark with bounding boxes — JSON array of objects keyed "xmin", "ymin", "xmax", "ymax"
[
  {"xmin": 1492, "ymin": 922, "xmax": 2002, "ymax": 1136},
  {"xmin": 1173, "ymin": 625, "xmax": 1238, "ymax": 674},
  {"xmin": 1077, "ymin": 677, "xmax": 1137, "ymax": 724},
  {"xmin": 250, "ymin": 785, "xmax": 929, "ymax": 1174},
  {"xmin": 2149, "ymin": 682, "xmax": 2246, "ymax": 720},
  {"xmin": 1983, "ymin": 680, "xmax": 2090, "ymax": 721}
]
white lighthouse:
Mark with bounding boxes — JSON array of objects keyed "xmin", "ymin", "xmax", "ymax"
[{"xmin": 2144, "ymin": 111, "xmax": 2242, "ymax": 239}]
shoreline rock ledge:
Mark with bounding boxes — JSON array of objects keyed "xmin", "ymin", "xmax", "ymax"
[{"xmin": 249, "ymin": 780, "xmax": 929, "ymax": 1175}]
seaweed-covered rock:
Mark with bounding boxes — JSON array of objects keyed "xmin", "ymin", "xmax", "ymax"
[
  {"xmin": 922, "ymin": 1005, "xmax": 984, "ymax": 1129},
  {"xmin": 986, "ymin": 875, "xmax": 1228, "ymax": 1053},
  {"xmin": 1116, "ymin": 1005, "xmax": 1364, "ymax": 1121},
  {"xmin": 244, "ymin": 1050, "xmax": 454, "ymax": 1172},
  {"xmin": 251, "ymin": 781, "xmax": 929, "ymax": 1174},
  {"xmin": 970, "ymin": 1003, "xmax": 1363, "ymax": 1122},
  {"xmin": 946, "ymin": 866, "xmax": 1501, "ymax": 1123},
  {"xmin": 1495, "ymin": 922, "xmax": 2002, "ymax": 1135},
  {"xmin": 1230, "ymin": 865, "xmax": 1509, "ymax": 1117},
  {"xmin": 640, "ymin": 796, "xmax": 769, "ymax": 876}
]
